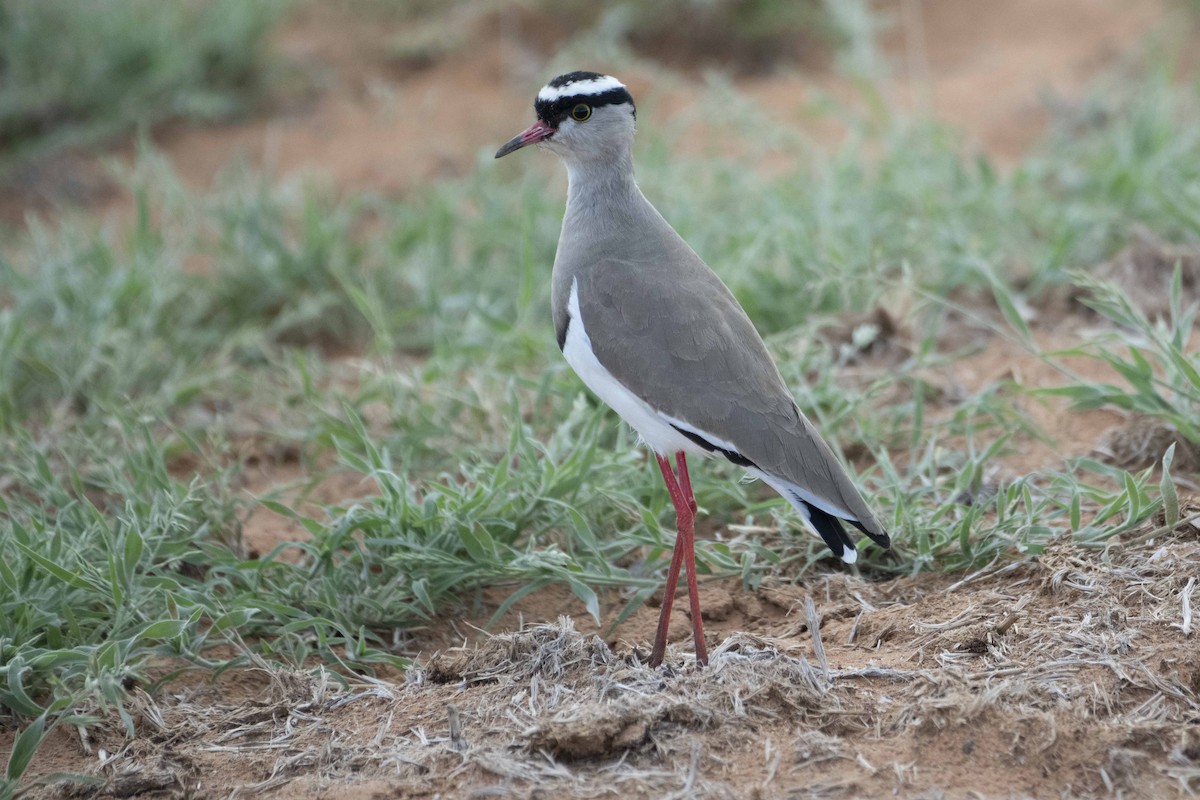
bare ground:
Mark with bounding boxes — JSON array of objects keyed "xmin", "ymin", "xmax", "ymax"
[
  {"xmin": 2, "ymin": 0, "xmax": 1172, "ymax": 222},
  {"xmin": 20, "ymin": 514, "xmax": 1200, "ymax": 798},
  {"xmin": 6, "ymin": 1, "xmax": 1200, "ymax": 798}
]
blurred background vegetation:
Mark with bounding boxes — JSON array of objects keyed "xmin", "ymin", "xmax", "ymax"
[
  {"xmin": 2, "ymin": 0, "xmax": 1200, "ymax": 790},
  {"xmin": 0, "ymin": 0, "xmax": 285, "ymax": 173}
]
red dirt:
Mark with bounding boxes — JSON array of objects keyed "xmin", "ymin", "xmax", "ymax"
[{"xmin": 14, "ymin": 523, "xmax": 1200, "ymax": 797}]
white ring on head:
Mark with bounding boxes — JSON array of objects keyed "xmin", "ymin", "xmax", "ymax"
[{"xmin": 537, "ymin": 75, "xmax": 625, "ymax": 103}]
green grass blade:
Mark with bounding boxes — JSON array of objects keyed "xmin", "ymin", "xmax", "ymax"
[{"xmin": 5, "ymin": 711, "xmax": 49, "ymax": 781}]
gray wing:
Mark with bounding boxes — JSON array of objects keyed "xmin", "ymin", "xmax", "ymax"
[{"xmin": 576, "ymin": 252, "xmax": 888, "ymax": 543}]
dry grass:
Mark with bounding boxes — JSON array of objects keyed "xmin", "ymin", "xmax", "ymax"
[{"xmin": 28, "ymin": 516, "xmax": 1200, "ymax": 798}]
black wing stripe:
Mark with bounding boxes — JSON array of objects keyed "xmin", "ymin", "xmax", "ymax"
[
  {"xmin": 844, "ymin": 515, "xmax": 890, "ymax": 548},
  {"xmin": 556, "ymin": 314, "xmax": 570, "ymax": 351},
  {"xmin": 669, "ymin": 424, "xmax": 756, "ymax": 468}
]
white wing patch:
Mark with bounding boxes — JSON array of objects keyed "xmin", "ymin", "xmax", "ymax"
[{"xmin": 561, "ymin": 279, "xmax": 702, "ymax": 456}]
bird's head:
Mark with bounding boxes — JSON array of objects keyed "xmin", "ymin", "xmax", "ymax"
[{"xmin": 495, "ymin": 71, "xmax": 636, "ymax": 163}]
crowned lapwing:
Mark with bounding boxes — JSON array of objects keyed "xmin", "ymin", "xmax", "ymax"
[{"xmin": 497, "ymin": 72, "xmax": 890, "ymax": 667}]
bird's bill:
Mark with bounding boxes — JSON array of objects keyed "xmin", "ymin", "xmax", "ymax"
[{"xmin": 495, "ymin": 119, "xmax": 555, "ymax": 158}]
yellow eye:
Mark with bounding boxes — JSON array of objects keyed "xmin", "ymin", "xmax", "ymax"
[{"xmin": 570, "ymin": 104, "xmax": 592, "ymax": 122}]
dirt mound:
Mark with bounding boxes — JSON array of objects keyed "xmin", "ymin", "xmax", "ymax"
[
  {"xmin": 1086, "ymin": 231, "xmax": 1200, "ymax": 322},
  {"xmin": 25, "ymin": 519, "xmax": 1199, "ymax": 798},
  {"xmin": 1097, "ymin": 414, "xmax": 1200, "ymax": 473}
]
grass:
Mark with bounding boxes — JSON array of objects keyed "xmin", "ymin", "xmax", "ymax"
[
  {"xmin": 3, "ymin": 40, "xmax": 1200, "ymax": 795},
  {"xmin": 1047, "ymin": 268, "xmax": 1200, "ymax": 445},
  {"xmin": 0, "ymin": 0, "xmax": 285, "ymax": 178}
]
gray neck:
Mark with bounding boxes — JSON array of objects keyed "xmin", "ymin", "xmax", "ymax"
[
  {"xmin": 549, "ymin": 142, "xmax": 684, "ymax": 334},
  {"xmin": 562, "ymin": 152, "xmax": 651, "ymax": 237}
]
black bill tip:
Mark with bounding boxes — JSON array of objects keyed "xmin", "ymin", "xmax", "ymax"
[{"xmin": 495, "ymin": 135, "xmax": 526, "ymax": 159}]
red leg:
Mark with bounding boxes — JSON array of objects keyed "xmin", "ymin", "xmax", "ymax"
[
  {"xmin": 674, "ymin": 453, "xmax": 707, "ymax": 664},
  {"xmin": 649, "ymin": 490, "xmax": 686, "ymax": 667},
  {"xmin": 676, "ymin": 452, "xmax": 698, "ymax": 516},
  {"xmin": 649, "ymin": 453, "xmax": 687, "ymax": 667},
  {"xmin": 649, "ymin": 452, "xmax": 708, "ymax": 668}
]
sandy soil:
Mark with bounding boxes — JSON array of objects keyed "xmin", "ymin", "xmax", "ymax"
[
  {"xmin": 18, "ymin": 520, "xmax": 1200, "ymax": 798},
  {"xmin": 6, "ymin": 1, "xmax": 1200, "ymax": 798}
]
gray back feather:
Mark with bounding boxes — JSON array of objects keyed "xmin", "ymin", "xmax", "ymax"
[{"xmin": 551, "ymin": 177, "xmax": 886, "ymax": 540}]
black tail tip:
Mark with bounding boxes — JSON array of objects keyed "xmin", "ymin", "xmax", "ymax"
[
  {"xmin": 805, "ymin": 503, "xmax": 891, "ymax": 562},
  {"xmin": 846, "ymin": 518, "xmax": 891, "ymax": 550}
]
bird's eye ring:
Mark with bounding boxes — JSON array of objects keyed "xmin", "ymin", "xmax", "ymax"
[{"xmin": 570, "ymin": 104, "xmax": 592, "ymax": 122}]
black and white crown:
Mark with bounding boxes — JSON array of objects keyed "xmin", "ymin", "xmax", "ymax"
[{"xmin": 534, "ymin": 71, "xmax": 635, "ymax": 125}]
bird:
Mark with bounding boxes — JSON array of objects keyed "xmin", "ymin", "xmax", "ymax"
[{"xmin": 496, "ymin": 71, "xmax": 890, "ymax": 667}]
